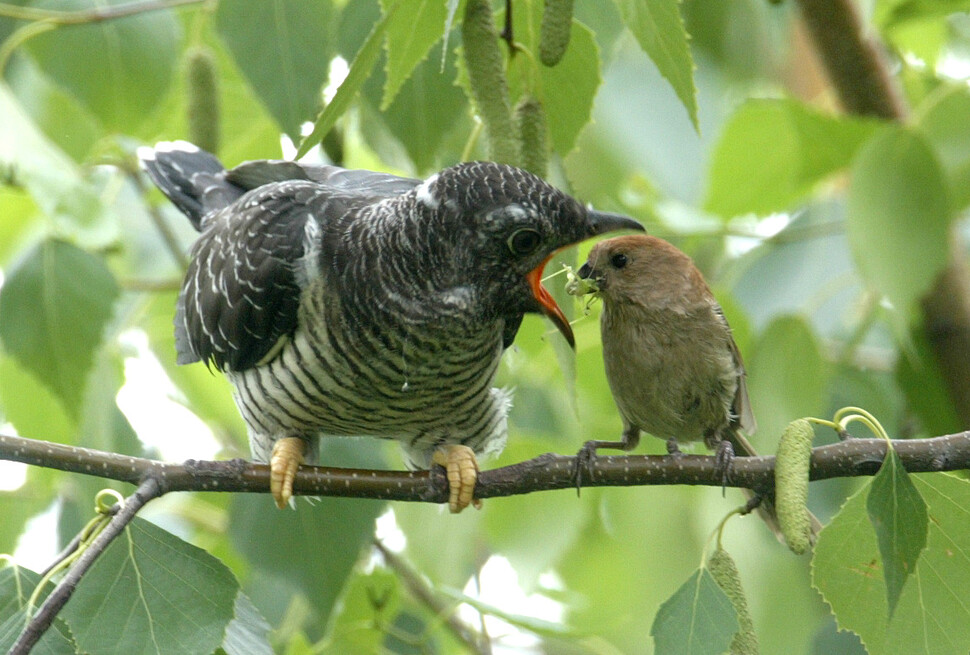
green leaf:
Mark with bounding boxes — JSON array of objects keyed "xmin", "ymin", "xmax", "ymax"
[
  {"xmin": 506, "ymin": 2, "xmax": 601, "ymax": 157},
  {"xmin": 705, "ymin": 100, "xmax": 882, "ymax": 218},
  {"xmin": 0, "ymin": 186, "xmax": 36, "ymax": 265},
  {"xmin": 866, "ymin": 447, "xmax": 929, "ymax": 617},
  {"xmin": 24, "ymin": 0, "xmax": 179, "ymax": 132},
  {"xmin": 320, "ymin": 567, "xmax": 401, "ymax": 653},
  {"xmin": 0, "ymin": 356, "xmax": 75, "ymax": 443},
  {"xmin": 362, "ymin": 38, "xmax": 468, "ymax": 172},
  {"xmin": 846, "ymin": 127, "xmax": 952, "ymax": 336},
  {"xmin": 62, "ymin": 517, "xmax": 239, "ymax": 655},
  {"xmin": 887, "ymin": 474, "xmax": 970, "ymax": 654},
  {"xmin": 297, "ymin": 3, "xmax": 397, "ymax": 158},
  {"xmin": 813, "ymin": 473, "xmax": 970, "ymax": 655},
  {"xmin": 0, "ymin": 85, "xmax": 113, "ymax": 244},
  {"xmin": 229, "ymin": 439, "xmax": 386, "ymax": 626},
  {"xmin": 221, "ymin": 591, "xmax": 273, "ymax": 655},
  {"xmin": 6, "ymin": 56, "xmax": 102, "ymax": 162},
  {"xmin": 0, "ymin": 239, "xmax": 119, "ymax": 417},
  {"xmin": 650, "ymin": 568, "xmax": 739, "ymax": 655},
  {"xmin": 611, "ymin": 0, "xmax": 697, "ymax": 130},
  {"xmin": 0, "ymin": 565, "xmax": 76, "ymax": 655},
  {"xmin": 216, "ymin": 0, "xmax": 334, "ymax": 138},
  {"xmin": 746, "ymin": 315, "xmax": 828, "ymax": 451},
  {"xmin": 812, "ymin": 478, "xmax": 888, "ymax": 652},
  {"xmin": 380, "ymin": 0, "xmax": 447, "ymax": 109},
  {"xmin": 917, "ymin": 85, "xmax": 970, "ymax": 210}
]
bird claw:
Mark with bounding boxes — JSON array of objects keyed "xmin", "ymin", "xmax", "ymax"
[
  {"xmin": 574, "ymin": 441, "xmax": 600, "ymax": 495},
  {"xmin": 665, "ymin": 437, "xmax": 684, "ymax": 457},
  {"xmin": 270, "ymin": 437, "xmax": 306, "ymax": 509},
  {"xmin": 714, "ymin": 440, "xmax": 735, "ymax": 495},
  {"xmin": 432, "ymin": 445, "xmax": 481, "ymax": 513}
]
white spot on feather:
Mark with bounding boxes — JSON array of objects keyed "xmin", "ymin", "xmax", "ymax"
[{"xmin": 415, "ymin": 173, "xmax": 440, "ymax": 209}]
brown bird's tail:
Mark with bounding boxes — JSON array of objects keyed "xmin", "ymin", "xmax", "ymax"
[{"xmin": 726, "ymin": 430, "xmax": 823, "ymax": 547}]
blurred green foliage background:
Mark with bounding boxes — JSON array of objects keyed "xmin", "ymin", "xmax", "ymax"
[{"xmin": 2, "ymin": 0, "xmax": 970, "ymax": 652}]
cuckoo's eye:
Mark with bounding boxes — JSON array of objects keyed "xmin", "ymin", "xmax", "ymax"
[
  {"xmin": 610, "ymin": 253, "xmax": 628, "ymax": 269},
  {"xmin": 507, "ymin": 228, "xmax": 542, "ymax": 256}
]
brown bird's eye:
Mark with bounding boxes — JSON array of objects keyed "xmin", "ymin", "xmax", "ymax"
[
  {"xmin": 507, "ymin": 228, "xmax": 542, "ymax": 256},
  {"xmin": 610, "ymin": 253, "xmax": 628, "ymax": 269}
]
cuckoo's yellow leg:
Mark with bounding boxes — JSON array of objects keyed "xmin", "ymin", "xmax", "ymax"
[
  {"xmin": 432, "ymin": 444, "xmax": 481, "ymax": 513},
  {"xmin": 270, "ymin": 437, "xmax": 306, "ymax": 509}
]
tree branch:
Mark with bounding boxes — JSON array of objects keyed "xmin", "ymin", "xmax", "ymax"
[
  {"xmin": 374, "ymin": 539, "xmax": 491, "ymax": 655},
  {"xmin": 3, "ymin": 432, "xmax": 970, "ymax": 504},
  {"xmin": 10, "ymin": 477, "xmax": 164, "ymax": 654}
]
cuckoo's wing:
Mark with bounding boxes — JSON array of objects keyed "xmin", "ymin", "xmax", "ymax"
[
  {"xmin": 176, "ymin": 180, "xmax": 347, "ymax": 372},
  {"xmin": 228, "ymin": 160, "xmax": 421, "ymax": 199}
]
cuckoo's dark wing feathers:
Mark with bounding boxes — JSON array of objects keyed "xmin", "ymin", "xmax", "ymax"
[
  {"xmin": 143, "ymin": 143, "xmax": 422, "ymax": 372},
  {"xmin": 176, "ymin": 183, "xmax": 313, "ymax": 371}
]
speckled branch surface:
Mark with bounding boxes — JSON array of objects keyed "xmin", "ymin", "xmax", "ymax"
[{"xmin": 3, "ymin": 432, "xmax": 970, "ymax": 503}]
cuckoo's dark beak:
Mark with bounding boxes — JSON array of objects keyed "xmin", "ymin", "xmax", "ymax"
[{"xmin": 586, "ymin": 210, "xmax": 644, "ymax": 236}]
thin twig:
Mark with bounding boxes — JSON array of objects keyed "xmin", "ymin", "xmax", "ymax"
[
  {"xmin": 0, "ymin": 0, "xmax": 208, "ymax": 25},
  {"xmin": 10, "ymin": 477, "xmax": 164, "ymax": 654},
  {"xmin": 374, "ymin": 540, "xmax": 489, "ymax": 655}
]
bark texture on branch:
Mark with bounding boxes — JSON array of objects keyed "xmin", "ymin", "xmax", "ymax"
[{"xmin": 3, "ymin": 432, "xmax": 970, "ymax": 503}]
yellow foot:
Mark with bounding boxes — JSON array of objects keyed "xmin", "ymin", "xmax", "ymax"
[
  {"xmin": 270, "ymin": 437, "xmax": 306, "ymax": 509},
  {"xmin": 432, "ymin": 445, "xmax": 481, "ymax": 513}
]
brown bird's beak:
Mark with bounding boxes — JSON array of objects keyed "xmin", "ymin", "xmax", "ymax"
[
  {"xmin": 527, "ymin": 253, "xmax": 575, "ymax": 348},
  {"xmin": 527, "ymin": 211, "xmax": 640, "ymax": 349}
]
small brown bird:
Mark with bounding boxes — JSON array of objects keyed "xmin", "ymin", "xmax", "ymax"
[
  {"xmin": 573, "ymin": 234, "xmax": 813, "ymax": 538},
  {"xmin": 574, "ymin": 234, "xmax": 756, "ymax": 463}
]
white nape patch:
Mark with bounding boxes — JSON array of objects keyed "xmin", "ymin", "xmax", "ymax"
[
  {"xmin": 415, "ymin": 173, "xmax": 440, "ymax": 209},
  {"xmin": 153, "ymin": 140, "xmax": 200, "ymax": 154},
  {"xmin": 135, "ymin": 145, "xmax": 157, "ymax": 162}
]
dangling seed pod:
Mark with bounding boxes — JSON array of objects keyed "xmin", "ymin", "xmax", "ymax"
[
  {"xmin": 539, "ymin": 0, "xmax": 573, "ymax": 67},
  {"xmin": 462, "ymin": 0, "xmax": 517, "ymax": 164},
  {"xmin": 775, "ymin": 418, "xmax": 814, "ymax": 554},
  {"xmin": 514, "ymin": 94, "xmax": 548, "ymax": 178},
  {"xmin": 185, "ymin": 46, "xmax": 220, "ymax": 154},
  {"xmin": 708, "ymin": 548, "xmax": 760, "ymax": 654}
]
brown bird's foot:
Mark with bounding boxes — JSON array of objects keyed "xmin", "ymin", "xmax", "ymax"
[
  {"xmin": 714, "ymin": 440, "xmax": 735, "ymax": 495},
  {"xmin": 432, "ymin": 445, "xmax": 481, "ymax": 513},
  {"xmin": 270, "ymin": 437, "xmax": 307, "ymax": 509},
  {"xmin": 665, "ymin": 437, "xmax": 685, "ymax": 457},
  {"xmin": 574, "ymin": 440, "xmax": 627, "ymax": 494}
]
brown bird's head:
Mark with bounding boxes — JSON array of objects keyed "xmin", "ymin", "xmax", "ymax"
[
  {"xmin": 577, "ymin": 235, "xmax": 713, "ymax": 308},
  {"xmin": 415, "ymin": 162, "xmax": 643, "ymax": 347}
]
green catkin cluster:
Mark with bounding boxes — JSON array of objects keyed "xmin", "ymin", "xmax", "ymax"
[
  {"xmin": 539, "ymin": 0, "xmax": 573, "ymax": 66},
  {"xmin": 708, "ymin": 548, "xmax": 760, "ymax": 655},
  {"xmin": 185, "ymin": 46, "xmax": 220, "ymax": 154},
  {"xmin": 514, "ymin": 94, "xmax": 548, "ymax": 177},
  {"xmin": 462, "ymin": 0, "xmax": 517, "ymax": 164},
  {"xmin": 775, "ymin": 418, "xmax": 814, "ymax": 554}
]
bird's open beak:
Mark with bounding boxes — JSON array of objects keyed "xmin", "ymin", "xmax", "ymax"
[
  {"xmin": 527, "ymin": 253, "xmax": 574, "ymax": 348},
  {"xmin": 527, "ymin": 210, "xmax": 641, "ymax": 349}
]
